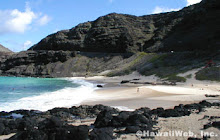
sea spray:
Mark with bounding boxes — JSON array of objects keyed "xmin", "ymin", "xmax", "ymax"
[{"xmin": 0, "ymin": 78, "xmax": 98, "ymax": 112}]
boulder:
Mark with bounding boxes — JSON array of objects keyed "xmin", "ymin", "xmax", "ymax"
[
  {"xmin": 9, "ymin": 130, "xmax": 47, "ymax": 140},
  {"xmin": 94, "ymin": 110, "xmax": 114, "ymax": 128},
  {"xmin": 90, "ymin": 127, "xmax": 115, "ymax": 140},
  {"xmin": 199, "ymin": 100, "xmax": 212, "ymax": 107},
  {"xmin": 125, "ymin": 126, "xmax": 140, "ymax": 133},
  {"xmin": 212, "ymin": 121, "xmax": 220, "ymax": 129},
  {"xmin": 97, "ymin": 85, "xmax": 103, "ymax": 88},
  {"xmin": 0, "ymin": 123, "xmax": 5, "ymax": 135},
  {"xmin": 49, "ymin": 125, "xmax": 89, "ymax": 140},
  {"xmin": 121, "ymin": 80, "xmax": 130, "ymax": 84},
  {"xmin": 126, "ymin": 114, "xmax": 150, "ymax": 126},
  {"xmin": 151, "ymin": 107, "xmax": 165, "ymax": 116}
]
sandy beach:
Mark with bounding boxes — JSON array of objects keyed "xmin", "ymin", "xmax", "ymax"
[
  {"xmin": 81, "ymin": 70, "xmax": 220, "ymax": 110},
  {"xmin": 82, "ymin": 86, "xmax": 195, "ymax": 110},
  {"xmin": 80, "ymin": 69, "xmax": 220, "ymax": 140},
  {"xmin": 0, "ymin": 69, "xmax": 219, "ymax": 140}
]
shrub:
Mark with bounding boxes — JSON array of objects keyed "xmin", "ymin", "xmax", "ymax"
[
  {"xmin": 195, "ymin": 67, "xmax": 220, "ymax": 81},
  {"xmin": 166, "ymin": 75, "xmax": 186, "ymax": 83},
  {"xmin": 185, "ymin": 74, "xmax": 192, "ymax": 78}
]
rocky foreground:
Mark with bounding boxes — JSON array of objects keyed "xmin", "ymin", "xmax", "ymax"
[{"xmin": 0, "ymin": 100, "xmax": 219, "ymax": 140}]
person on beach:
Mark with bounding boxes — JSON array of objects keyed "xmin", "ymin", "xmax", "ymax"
[{"xmin": 137, "ymin": 88, "xmax": 139, "ymax": 93}]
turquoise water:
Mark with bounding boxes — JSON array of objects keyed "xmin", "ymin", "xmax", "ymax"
[
  {"xmin": 0, "ymin": 77, "xmax": 84, "ymax": 111},
  {"xmin": 0, "ymin": 77, "xmax": 96, "ymax": 111}
]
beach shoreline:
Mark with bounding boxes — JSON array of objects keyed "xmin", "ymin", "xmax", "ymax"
[
  {"xmin": 0, "ymin": 71, "xmax": 219, "ymax": 140},
  {"xmin": 0, "ymin": 69, "xmax": 219, "ymax": 112},
  {"xmin": 79, "ymin": 70, "xmax": 220, "ymax": 110}
]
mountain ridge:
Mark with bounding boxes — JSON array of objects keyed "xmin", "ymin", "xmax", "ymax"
[
  {"xmin": 30, "ymin": 0, "xmax": 219, "ymax": 53},
  {"xmin": 0, "ymin": 0, "xmax": 219, "ymax": 78},
  {"xmin": 0, "ymin": 44, "xmax": 13, "ymax": 53},
  {"xmin": 0, "ymin": 44, "xmax": 14, "ymax": 63}
]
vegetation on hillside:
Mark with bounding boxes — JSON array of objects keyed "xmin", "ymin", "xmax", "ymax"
[
  {"xmin": 166, "ymin": 75, "xmax": 186, "ymax": 83},
  {"xmin": 196, "ymin": 66, "xmax": 220, "ymax": 81},
  {"xmin": 106, "ymin": 51, "xmax": 220, "ymax": 82}
]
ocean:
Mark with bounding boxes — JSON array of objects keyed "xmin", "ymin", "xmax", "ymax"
[{"xmin": 0, "ymin": 77, "xmax": 97, "ymax": 112}]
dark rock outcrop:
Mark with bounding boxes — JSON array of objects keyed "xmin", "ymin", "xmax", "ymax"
[
  {"xmin": 0, "ymin": 44, "xmax": 14, "ymax": 64},
  {"xmin": 90, "ymin": 127, "xmax": 116, "ymax": 140},
  {"xmin": 151, "ymin": 100, "xmax": 218, "ymax": 118},
  {"xmin": 0, "ymin": 123, "xmax": 5, "ymax": 135},
  {"xmin": 96, "ymin": 85, "xmax": 103, "ymax": 88},
  {"xmin": 9, "ymin": 117, "xmax": 89, "ymax": 140},
  {"xmin": 30, "ymin": 0, "xmax": 219, "ymax": 53},
  {"xmin": 0, "ymin": 50, "xmax": 133, "ymax": 77},
  {"xmin": 49, "ymin": 104, "xmax": 119, "ymax": 119},
  {"xmin": 0, "ymin": 101, "xmax": 219, "ymax": 139},
  {"xmin": 0, "ymin": 50, "xmax": 75, "ymax": 77},
  {"xmin": 0, "ymin": 0, "xmax": 219, "ymax": 78},
  {"xmin": 203, "ymin": 121, "xmax": 220, "ymax": 130},
  {"xmin": 94, "ymin": 107, "xmax": 155, "ymax": 135}
]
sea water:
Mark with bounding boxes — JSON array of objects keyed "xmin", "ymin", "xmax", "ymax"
[{"xmin": 0, "ymin": 77, "xmax": 97, "ymax": 112}]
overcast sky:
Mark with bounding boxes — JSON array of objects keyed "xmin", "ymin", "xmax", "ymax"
[{"xmin": 0, "ymin": 0, "xmax": 202, "ymax": 52}]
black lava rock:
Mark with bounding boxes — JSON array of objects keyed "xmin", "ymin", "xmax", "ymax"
[
  {"xmin": 97, "ymin": 85, "xmax": 103, "ymax": 88},
  {"xmin": 0, "ymin": 123, "xmax": 5, "ymax": 135},
  {"xmin": 120, "ymin": 80, "xmax": 130, "ymax": 84},
  {"xmin": 90, "ymin": 127, "xmax": 115, "ymax": 140},
  {"xmin": 125, "ymin": 126, "xmax": 141, "ymax": 133},
  {"xmin": 94, "ymin": 110, "xmax": 114, "ymax": 128}
]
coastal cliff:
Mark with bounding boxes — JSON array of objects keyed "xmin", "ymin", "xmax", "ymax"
[
  {"xmin": 0, "ymin": 44, "xmax": 14, "ymax": 74},
  {"xmin": 0, "ymin": 1, "xmax": 219, "ymax": 139},
  {"xmin": 0, "ymin": 0, "xmax": 219, "ymax": 78},
  {"xmin": 30, "ymin": 0, "xmax": 219, "ymax": 53}
]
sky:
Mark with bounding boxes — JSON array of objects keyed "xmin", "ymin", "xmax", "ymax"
[{"xmin": 0, "ymin": 0, "xmax": 202, "ymax": 52}]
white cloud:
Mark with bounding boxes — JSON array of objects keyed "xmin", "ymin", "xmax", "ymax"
[
  {"xmin": 0, "ymin": 3, "xmax": 36, "ymax": 34},
  {"xmin": 23, "ymin": 40, "xmax": 32, "ymax": 50},
  {"xmin": 38, "ymin": 15, "xmax": 51, "ymax": 26},
  {"xmin": 152, "ymin": 0, "xmax": 201, "ymax": 15},
  {"xmin": 0, "ymin": 2, "xmax": 51, "ymax": 34},
  {"xmin": 187, "ymin": 0, "xmax": 202, "ymax": 6},
  {"xmin": 152, "ymin": 6, "xmax": 180, "ymax": 14}
]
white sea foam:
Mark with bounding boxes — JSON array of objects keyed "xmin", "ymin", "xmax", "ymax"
[
  {"xmin": 111, "ymin": 106, "xmax": 134, "ymax": 111},
  {"xmin": 0, "ymin": 78, "xmax": 98, "ymax": 112}
]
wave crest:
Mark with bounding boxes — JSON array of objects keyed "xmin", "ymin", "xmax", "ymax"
[{"xmin": 0, "ymin": 78, "xmax": 97, "ymax": 112}]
